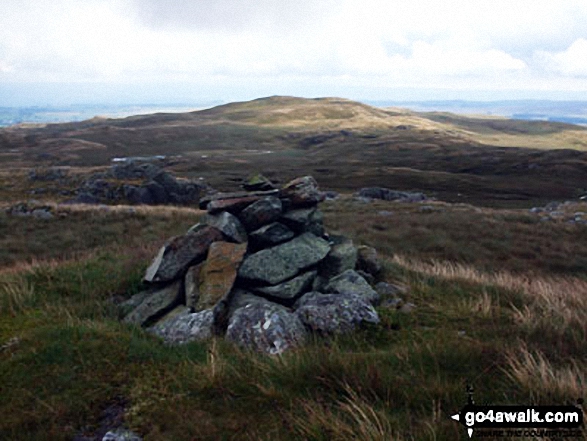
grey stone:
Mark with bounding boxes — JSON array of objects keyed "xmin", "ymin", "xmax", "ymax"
[
  {"xmin": 249, "ymin": 222, "xmax": 295, "ymax": 248},
  {"xmin": 324, "ymin": 269, "xmax": 379, "ymax": 304},
  {"xmin": 320, "ymin": 236, "xmax": 357, "ymax": 278},
  {"xmin": 148, "ymin": 309, "xmax": 214, "ymax": 344},
  {"xmin": 356, "ymin": 245, "xmax": 382, "ymax": 276},
  {"xmin": 199, "ymin": 189, "xmax": 279, "ymax": 211},
  {"xmin": 254, "ymin": 270, "xmax": 317, "ymax": 302},
  {"xmin": 226, "ymin": 301, "xmax": 307, "ymax": 354},
  {"xmin": 375, "ymin": 281, "xmax": 408, "ymax": 297},
  {"xmin": 118, "ymin": 290, "xmax": 152, "ymax": 318},
  {"xmin": 144, "ymin": 226, "xmax": 223, "ymax": 283},
  {"xmin": 212, "ymin": 288, "xmax": 270, "ymax": 335},
  {"xmin": 201, "ymin": 211, "xmax": 248, "ymax": 243},
  {"xmin": 237, "ymin": 196, "xmax": 282, "ymax": 231},
  {"xmin": 238, "ymin": 233, "xmax": 330, "ymax": 285},
  {"xmin": 280, "ymin": 176, "xmax": 325, "ymax": 208},
  {"xmin": 280, "ymin": 207, "xmax": 324, "ymax": 236},
  {"xmin": 295, "ymin": 292, "xmax": 380, "ymax": 334},
  {"xmin": 122, "ymin": 280, "xmax": 183, "ymax": 327}
]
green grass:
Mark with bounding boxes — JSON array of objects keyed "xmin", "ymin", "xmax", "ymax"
[{"xmin": 2, "ymin": 201, "xmax": 587, "ymax": 440}]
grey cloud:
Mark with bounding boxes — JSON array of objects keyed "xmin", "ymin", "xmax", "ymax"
[{"xmin": 130, "ymin": 0, "xmax": 338, "ymax": 33}]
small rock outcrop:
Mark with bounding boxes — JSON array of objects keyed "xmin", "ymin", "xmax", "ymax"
[
  {"xmin": 70, "ymin": 161, "xmax": 208, "ymax": 206},
  {"xmin": 119, "ymin": 176, "xmax": 396, "ymax": 354},
  {"xmin": 356, "ymin": 187, "xmax": 428, "ymax": 203}
]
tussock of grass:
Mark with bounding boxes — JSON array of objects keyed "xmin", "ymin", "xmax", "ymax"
[
  {"xmin": 505, "ymin": 343, "xmax": 587, "ymax": 402},
  {"xmin": 394, "ymin": 254, "xmax": 587, "ymax": 351}
]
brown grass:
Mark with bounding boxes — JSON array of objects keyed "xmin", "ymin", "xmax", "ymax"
[
  {"xmin": 394, "ymin": 254, "xmax": 587, "ymax": 339},
  {"xmin": 505, "ymin": 342, "xmax": 587, "ymax": 402}
]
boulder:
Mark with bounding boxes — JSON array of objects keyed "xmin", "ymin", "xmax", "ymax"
[
  {"xmin": 148, "ymin": 309, "xmax": 214, "ymax": 345},
  {"xmin": 356, "ymin": 246, "xmax": 382, "ymax": 276},
  {"xmin": 249, "ymin": 222, "xmax": 294, "ymax": 248},
  {"xmin": 323, "ymin": 269, "xmax": 379, "ymax": 304},
  {"xmin": 144, "ymin": 181, "xmax": 168, "ymax": 204},
  {"xmin": 195, "ymin": 241, "xmax": 247, "ymax": 311},
  {"xmin": 226, "ymin": 301, "xmax": 307, "ymax": 355},
  {"xmin": 238, "ymin": 233, "xmax": 330, "ymax": 285},
  {"xmin": 122, "ymin": 280, "xmax": 183, "ymax": 327},
  {"xmin": 280, "ymin": 176, "xmax": 325, "ymax": 208},
  {"xmin": 320, "ymin": 236, "xmax": 357, "ymax": 278},
  {"xmin": 295, "ymin": 292, "xmax": 379, "ymax": 334},
  {"xmin": 144, "ymin": 226, "xmax": 223, "ymax": 283},
  {"xmin": 295, "ymin": 292, "xmax": 380, "ymax": 334},
  {"xmin": 254, "ymin": 270, "xmax": 317, "ymax": 303},
  {"xmin": 280, "ymin": 207, "xmax": 324, "ymax": 236},
  {"xmin": 201, "ymin": 212, "xmax": 248, "ymax": 244},
  {"xmin": 123, "ymin": 185, "xmax": 153, "ymax": 205},
  {"xmin": 237, "ymin": 196, "xmax": 282, "ymax": 231},
  {"xmin": 211, "ymin": 288, "xmax": 264, "ymax": 335}
]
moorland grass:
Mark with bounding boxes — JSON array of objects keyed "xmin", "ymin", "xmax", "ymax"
[{"xmin": 1, "ymin": 201, "xmax": 587, "ymax": 440}]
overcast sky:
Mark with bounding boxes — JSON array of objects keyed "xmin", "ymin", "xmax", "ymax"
[{"xmin": 1, "ymin": 0, "xmax": 587, "ymax": 106}]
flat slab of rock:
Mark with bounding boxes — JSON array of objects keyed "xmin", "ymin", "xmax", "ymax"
[
  {"xmin": 324, "ymin": 269, "xmax": 379, "ymax": 305},
  {"xmin": 196, "ymin": 241, "xmax": 247, "ymax": 311},
  {"xmin": 238, "ymin": 233, "xmax": 330, "ymax": 285},
  {"xmin": 295, "ymin": 292, "xmax": 380, "ymax": 334},
  {"xmin": 237, "ymin": 196, "xmax": 282, "ymax": 231},
  {"xmin": 144, "ymin": 226, "xmax": 223, "ymax": 283},
  {"xmin": 199, "ymin": 190, "xmax": 279, "ymax": 212},
  {"xmin": 123, "ymin": 280, "xmax": 183, "ymax": 327},
  {"xmin": 226, "ymin": 301, "xmax": 307, "ymax": 354},
  {"xmin": 249, "ymin": 222, "xmax": 294, "ymax": 248},
  {"xmin": 254, "ymin": 270, "xmax": 317, "ymax": 302},
  {"xmin": 201, "ymin": 211, "xmax": 247, "ymax": 243},
  {"xmin": 148, "ymin": 309, "xmax": 214, "ymax": 344},
  {"xmin": 280, "ymin": 176, "xmax": 325, "ymax": 208}
]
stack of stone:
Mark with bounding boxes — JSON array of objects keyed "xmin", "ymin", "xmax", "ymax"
[{"xmin": 120, "ymin": 176, "xmax": 385, "ymax": 354}]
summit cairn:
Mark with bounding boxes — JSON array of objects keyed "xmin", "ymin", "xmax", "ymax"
[{"xmin": 120, "ymin": 175, "xmax": 387, "ymax": 354}]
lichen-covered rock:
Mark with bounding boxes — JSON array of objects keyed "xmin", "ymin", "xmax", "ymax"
[
  {"xmin": 254, "ymin": 270, "xmax": 317, "ymax": 302},
  {"xmin": 212, "ymin": 288, "xmax": 268, "ymax": 335},
  {"xmin": 226, "ymin": 301, "xmax": 307, "ymax": 354},
  {"xmin": 144, "ymin": 226, "xmax": 223, "ymax": 283},
  {"xmin": 323, "ymin": 269, "xmax": 379, "ymax": 304},
  {"xmin": 356, "ymin": 245, "xmax": 382, "ymax": 276},
  {"xmin": 280, "ymin": 207, "xmax": 324, "ymax": 236},
  {"xmin": 249, "ymin": 222, "xmax": 294, "ymax": 248},
  {"xmin": 295, "ymin": 292, "xmax": 379, "ymax": 334},
  {"xmin": 195, "ymin": 241, "xmax": 247, "ymax": 311},
  {"xmin": 202, "ymin": 211, "xmax": 248, "ymax": 243},
  {"xmin": 238, "ymin": 233, "xmax": 330, "ymax": 285},
  {"xmin": 320, "ymin": 236, "xmax": 358, "ymax": 278},
  {"xmin": 122, "ymin": 280, "xmax": 183, "ymax": 327},
  {"xmin": 280, "ymin": 176, "xmax": 325, "ymax": 208},
  {"xmin": 242, "ymin": 174, "xmax": 277, "ymax": 191},
  {"xmin": 148, "ymin": 309, "xmax": 214, "ymax": 344},
  {"xmin": 237, "ymin": 196, "xmax": 282, "ymax": 231}
]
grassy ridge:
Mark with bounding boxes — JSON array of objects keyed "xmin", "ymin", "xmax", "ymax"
[{"xmin": 1, "ymin": 199, "xmax": 586, "ymax": 440}]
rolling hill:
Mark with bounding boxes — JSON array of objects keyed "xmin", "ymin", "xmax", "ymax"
[{"xmin": 1, "ymin": 96, "xmax": 587, "ymax": 207}]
